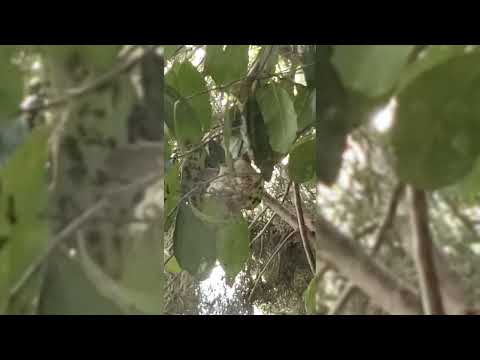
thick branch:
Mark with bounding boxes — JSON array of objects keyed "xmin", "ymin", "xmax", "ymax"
[
  {"xmin": 263, "ymin": 191, "xmax": 421, "ymax": 314},
  {"xmin": 329, "ymin": 183, "xmax": 405, "ymax": 315},
  {"xmin": 314, "ymin": 210, "xmax": 422, "ymax": 315},
  {"xmin": 263, "ymin": 189, "xmax": 468, "ymax": 314}
]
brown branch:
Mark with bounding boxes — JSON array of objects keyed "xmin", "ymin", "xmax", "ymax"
[
  {"xmin": 293, "ymin": 183, "xmax": 315, "ymax": 275},
  {"xmin": 249, "ymin": 182, "xmax": 292, "ymax": 246},
  {"xmin": 410, "ymin": 188, "xmax": 445, "ymax": 315},
  {"xmin": 263, "ymin": 186, "xmax": 468, "ymax": 314},
  {"xmin": 329, "ymin": 183, "xmax": 405, "ymax": 315},
  {"xmin": 263, "ymin": 190, "xmax": 422, "ymax": 314}
]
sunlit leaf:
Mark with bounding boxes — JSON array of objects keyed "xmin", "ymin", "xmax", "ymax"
[
  {"xmin": 165, "ymin": 256, "xmax": 182, "ymax": 274},
  {"xmin": 216, "ymin": 216, "xmax": 249, "ymax": 278},
  {"xmin": 173, "ymin": 203, "xmax": 216, "ymax": 278},
  {"xmin": 204, "ymin": 45, "xmax": 249, "ymax": 87}
]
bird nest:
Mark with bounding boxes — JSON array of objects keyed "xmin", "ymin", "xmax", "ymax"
[{"xmin": 204, "ymin": 159, "xmax": 264, "ymax": 215}]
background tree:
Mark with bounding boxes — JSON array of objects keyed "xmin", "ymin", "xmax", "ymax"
[{"xmin": 0, "ymin": 45, "xmax": 164, "ymax": 315}]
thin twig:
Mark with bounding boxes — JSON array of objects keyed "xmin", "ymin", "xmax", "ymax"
[
  {"xmin": 179, "ymin": 62, "xmax": 315, "ymax": 103},
  {"xmin": 249, "ymin": 182, "xmax": 292, "ymax": 245},
  {"xmin": 21, "ymin": 46, "xmax": 157, "ymax": 115},
  {"xmin": 248, "ymin": 230, "xmax": 298, "ymax": 302},
  {"xmin": 165, "ymin": 174, "xmax": 228, "ymax": 223},
  {"xmin": 293, "ymin": 183, "xmax": 315, "ymax": 275}
]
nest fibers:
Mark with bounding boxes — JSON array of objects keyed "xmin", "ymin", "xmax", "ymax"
[{"xmin": 205, "ymin": 159, "xmax": 264, "ymax": 214}]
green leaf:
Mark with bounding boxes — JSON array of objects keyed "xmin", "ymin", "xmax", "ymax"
[
  {"xmin": 398, "ymin": 45, "xmax": 480, "ymax": 91},
  {"xmin": 392, "ymin": 53, "xmax": 480, "ymax": 190},
  {"xmin": 0, "ymin": 47, "xmax": 23, "ymax": 124},
  {"xmin": 7, "ymin": 269, "xmax": 46, "ymax": 314},
  {"xmin": 163, "ymin": 45, "xmax": 182, "ymax": 61},
  {"xmin": 166, "ymin": 61, "xmax": 212, "ymax": 133},
  {"xmin": 80, "ymin": 45, "xmax": 121, "ymax": 71},
  {"xmin": 0, "ymin": 126, "xmax": 52, "ymax": 313},
  {"xmin": 165, "ymin": 256, "xmax": 182, "ymax": 274},
  {"xmin": 173, "ymin": 98, "xmax": 203, "ymax": 146},
  {"xmin": 332, "ymin": 45, "xmax": 415, "ymax": 98},
  {"xmin": 288, "ymin": 136, "xmax": 315, "ymax": 184},
  {"xmin": 244, "ymin": 97, "xmax": 277, "ymax": 181},
  {"xmin": 303, "ymin": 276, "xmax": 318, "ymax": 315},
  {"xmin": 38, "ymin": 252, "xmax": 123, "ymax": 315},
  {"xmin": 173, "ymin": 203, "xmax": 216, "ymax": 278},
  {"xmin": 295, "ymin": 85, "xmax": 315, "ymax": 130},
  {"xmin": 119, "ymin": 233, "xmax": 164, "ymax": 315},
  {"xmin": 0, "ymin": 246, "xmax": 9, "ymax": 313},
  {"xmin": 42, "ymin": 45, "xmax": 121, "ymax": 72},
  {"xmin": 204, "ymin": 45, "xmax": 249, "ymax": 87},
  {"xmin": 256, "ymin": 84, "xmax": 298, "ymax": 154},
  {"xmin": 216, "ymin": 216, "xmax": 249, "ymax": 278},
  {"xmin": 450, "ymin": 156, "xmax": 480, "ymax": 203}
]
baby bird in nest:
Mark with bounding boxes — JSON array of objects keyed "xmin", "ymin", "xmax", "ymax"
[{"xmin": 206, "ymin": 159, "xmax": 264, "ymax": 214}]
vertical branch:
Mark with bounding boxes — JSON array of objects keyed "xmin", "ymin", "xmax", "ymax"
[
  {"xmin": 223, "ymin": 94, "xmax": 234, "ymax": 172},
  {"xmin": 293, "ymin": 183, "xmax": 316, "ymax": 275},
  {"xmin": 410, "ymin": 187, "xmax": 445, "ymax": 315}
]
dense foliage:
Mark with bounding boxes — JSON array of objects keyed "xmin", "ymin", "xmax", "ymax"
[{"xmin": 1, "ymin": 45, "xmax": 480, "ymax": 315}]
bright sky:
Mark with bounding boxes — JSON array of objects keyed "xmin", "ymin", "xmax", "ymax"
[{"xmin": 200, "ymin": 264, "xmax": 264, "ymax": 315}]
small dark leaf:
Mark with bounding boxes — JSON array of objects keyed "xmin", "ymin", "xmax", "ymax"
[
  {"xmin": 244, "ymin": 97, "xmax": 277, "ymax": 181},
  {"xmin": 288, "ymin": 136, "xmax": 315, "ymax": 184}
]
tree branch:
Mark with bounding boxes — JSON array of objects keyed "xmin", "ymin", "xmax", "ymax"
[
  {"xmin": 264, "ymin": 187, "xmax": 469, "ymax": 314},
  {"xmin": 410, "ymin": 188, "xmax": 445, "ymax": 315},
  {"xmin": 21, "ymin": 46, "xmax": 156, "ymax": 115},
  {"xmin": 329, "ymin": 183, "xmax": 405, "ymax": 315},
  {"xmin": 293, "ymin": 183, "xmax": 316, "ymax": 275}
]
